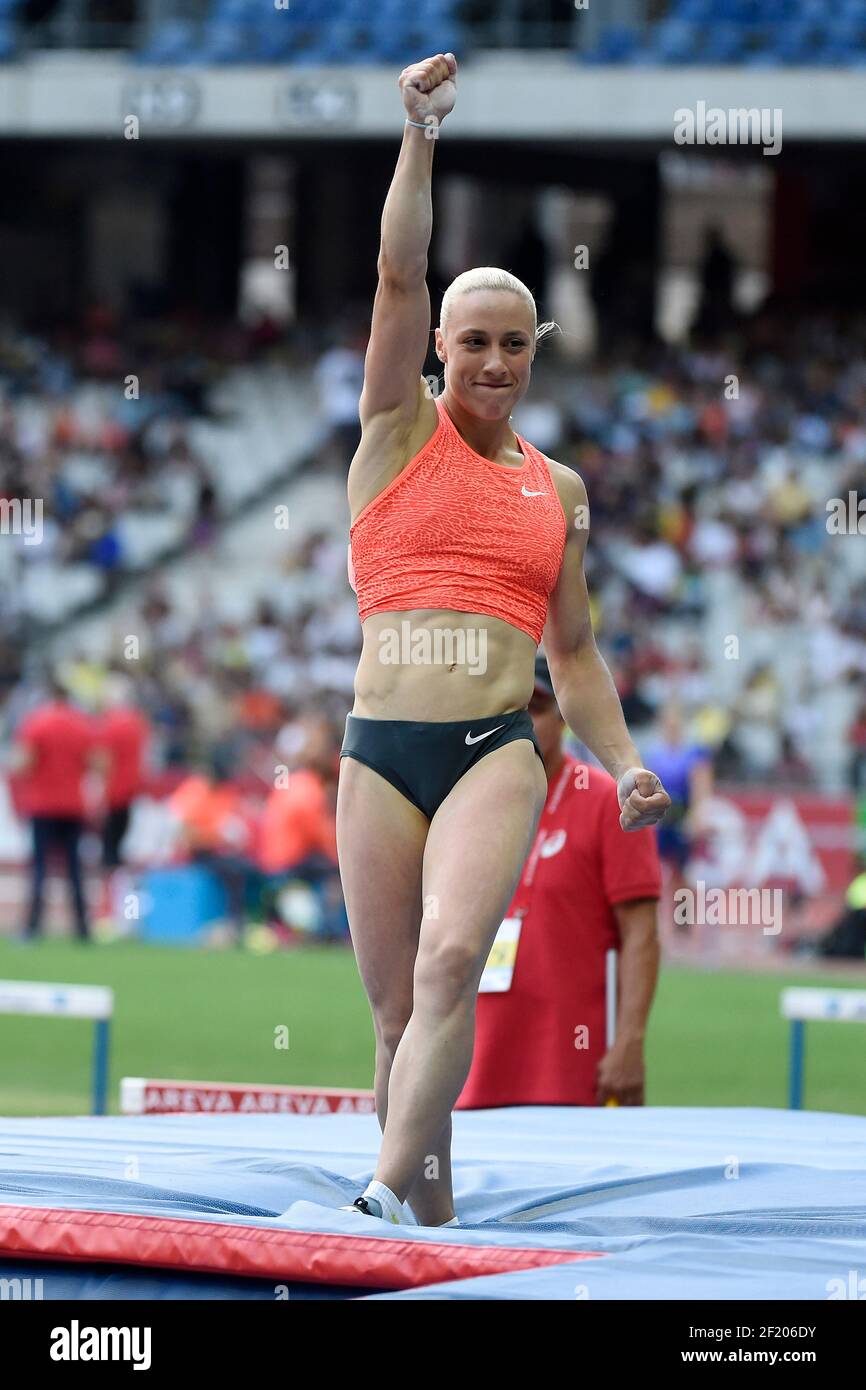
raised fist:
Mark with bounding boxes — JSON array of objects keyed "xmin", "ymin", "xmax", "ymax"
[
  {"xmin": 616, "ymin": 768, "xmax": 672, "ymax": 832},
  {"xmin": 399, "ymin": 52, "xmax": 457, "ymax": 131}
]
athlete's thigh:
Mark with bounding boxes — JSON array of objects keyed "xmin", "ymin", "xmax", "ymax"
[
  {"xmin": 336, "ymin": 755, "xmax": 429, "ymax": 1020},
  {"xmin": 419, "ymin": 740, "xmax": 547, "ymax": 966}
]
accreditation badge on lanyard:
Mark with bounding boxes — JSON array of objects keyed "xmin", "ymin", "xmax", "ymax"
[
  {"xmin": 478, "ymin": 912, "xmax": 524, "ymax": 993},
  {"xmin": 477, "ymin": 761, "xmax": 571, "ymax": 995}
]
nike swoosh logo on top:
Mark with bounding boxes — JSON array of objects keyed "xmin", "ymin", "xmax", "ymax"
[
  {"xmin": 465, "ymin": 725, "xmax": 505, "ymax": 745},
  {"xmin": 521, "ymin": 486, "xmax": 545, "ymax": 497}
]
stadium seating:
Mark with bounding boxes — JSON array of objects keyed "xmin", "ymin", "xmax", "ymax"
[
  {"xmin": 3, "ymin": 306, "xmax": 865, "ymax": 804},
  {"xmin": 16, "ymin": 1, "xmax": 866, "ymax": 68},
  {"xmin": 136, "ymin": 20, "xmax": 201, "ymax": 67},
  {"xmin": 580, "ymin": 0, "xmax": 866, "ymax": 67},
  {"xmin": 0, "ymin": 339, "xmax": 328, "ymax": 631},
  {"xmin": 9, "ymin": 0, "xmax": 866, "ymax": 67}
]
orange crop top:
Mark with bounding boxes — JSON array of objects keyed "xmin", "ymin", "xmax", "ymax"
[{"xmin": 349, "ymin": 396, "xmax": 567, "ymax": 646}]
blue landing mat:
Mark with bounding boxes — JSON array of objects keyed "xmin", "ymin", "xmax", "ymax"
[{"xmin": 1, "ymin": 1106, "xmax": 864, "ymax": 1299}]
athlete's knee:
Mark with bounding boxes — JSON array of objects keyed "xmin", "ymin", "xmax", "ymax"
[
  {"xmin": 413, "ymin": 935, "xmax": 481, "ymax": 1014},
  {"xmin": 373, "ymin": 1008, "xmax": 412, "ymax": 1062}
]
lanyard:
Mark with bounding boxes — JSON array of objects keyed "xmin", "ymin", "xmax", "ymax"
[{"xmin": 515, "ymin": 758, "xmax": 573, "ymax": 901}]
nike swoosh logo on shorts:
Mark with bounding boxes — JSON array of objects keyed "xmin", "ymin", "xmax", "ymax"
[
  {"xmin": 521, "ymin": 486, "xmax": 545, "ymax": 497},
  {"xmin": 465, "ymin": 725, "xmax": 505, "ymax": 745}
]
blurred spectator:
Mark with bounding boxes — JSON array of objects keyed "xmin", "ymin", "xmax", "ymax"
[
  {"xmin": 771, "ymin": 732, "xmax": 816, "ymax": 789},
  {"xmin": 813, "ymin": 865, "xmax": 866, "ymax": 960},
  {"xmin": 259, "ymin": 710, "xmax": 346, "ymax": 939},
  {"xmin": 696, "ymin": 229, "xmax": 736, "ymax": 336},
  {"xmin": 167, "ymin": 751, "xmax": 261, "ymax": 943},
  {"xmin": 616, "ymin": 517, "xmax": 683, "ymax": 611},
  {"xmin": 313, "ymin": 326, "xmax": 366, "ymax": 470},
  {"xmin": 849, "ymin": 697, "xmax": 866, "ymax": 794},
  {"xmin": 10, "ymin": 675, "xmax": 99, "ymax": 941},
  {"xmin": 95, "ymin": 673, "xmax": 151, "ymax": 870},
  {"xmin": 641, "ymin": 701, "xmax": 713, "ymax": 908},
  {"xmin": 732, "ymin": 664, "xmax": 784, "ymax": 780},
  {"xmin": 258, "ymin": 713, "xmax": 338, "ymax": 878},
  {"xmin": 191, "ymin": 479, "xmax": 219, "ymax": 548}
]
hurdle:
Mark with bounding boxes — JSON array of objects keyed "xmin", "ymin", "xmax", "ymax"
[
  {"xmin": 0, "ymin": 979, "xmax": 113, "ymax": 1116},
  {"xmin": 780, "ymin": 987, "xmax": 866, "ymax": 1110},
  {"xmin": 121, "ymin": 1077, "xmax": 376, "ymax": 1116}
]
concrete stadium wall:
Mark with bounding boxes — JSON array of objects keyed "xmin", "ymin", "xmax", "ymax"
[{"xmin": 1, "ymin": 55, "xmax": 865, "ymax": 141}]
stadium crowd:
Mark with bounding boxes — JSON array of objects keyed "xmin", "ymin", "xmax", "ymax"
[
  {"xmin": 2, "ymin": 300, "xmax": 865, "ymax": 941},
  {"xmin": 540, "ymin": 311, "xmax": 866, "ymax": 790}
]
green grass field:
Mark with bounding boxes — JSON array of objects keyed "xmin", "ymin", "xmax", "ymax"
[{"xmin": 1, "ymin": 937, "xmax": 864, "ymax": 1116}]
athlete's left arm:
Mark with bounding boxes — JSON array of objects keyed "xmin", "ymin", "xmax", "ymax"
[{"xmin": 542, "ymin": 463, "xmax": 672, "ymax": 832}]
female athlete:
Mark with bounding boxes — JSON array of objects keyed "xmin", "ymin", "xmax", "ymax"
[{"xmin": 337, "ymin": 52, "xmax": 671, "ymax": 1227}]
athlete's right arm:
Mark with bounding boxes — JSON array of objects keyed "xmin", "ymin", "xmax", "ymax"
[
  {"xmin": 349, "ymin": 213, "xmax": 433, "ymax": 521},
  {"xmin": 350, "ymin": 55, "xmax": 457, "ymax": 518},
  {"xmin": 357, "ymin": 262, "xmax": 432, "ymax": 433},
  {"xmin": 358, "ymin": 52, "xmax": 456, "ymax": 432}
]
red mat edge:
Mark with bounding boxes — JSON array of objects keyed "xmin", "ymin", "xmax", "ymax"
[{"xmin": 0, "ymin": 1206, "xmax": 603, "ymax": 1290}]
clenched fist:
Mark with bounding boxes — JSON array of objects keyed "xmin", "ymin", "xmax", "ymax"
[
  {"xmin": 399, "ymin": 52, "xmax": 458, "ymax": 130},
  {"xmin": 616, "ymin": 768, "xmax": 671, "ymax": 832}
]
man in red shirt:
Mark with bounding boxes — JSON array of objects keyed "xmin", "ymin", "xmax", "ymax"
[
  {"xmin": 456, "ymin": 655, "xmax": 662, "ymax": 1109},
  {"xmin": 12, "ymin": 677, "xmax": 100, "ymax": 941},
  {"xmin": 94, "ymin": 676, "xmax": 150, "ymax": 870}
]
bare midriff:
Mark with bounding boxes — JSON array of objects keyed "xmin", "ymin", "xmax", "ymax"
[
  {"xmin": 348, "ymin": 389, "xmax": 551, "ymax": 722},
  {"xmin": 352, "ymin": 608, "xmax": 537, "ymax": 722}
]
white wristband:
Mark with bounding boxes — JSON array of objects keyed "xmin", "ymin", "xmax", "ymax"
[{"xmin": 405, "ymin": 117, "xmax": 432, "ymax": 129}]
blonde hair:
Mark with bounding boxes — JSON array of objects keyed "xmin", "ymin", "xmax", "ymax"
[{"xmin": 439, "ymin": 267, "xmax": 560, "ymax": 354}]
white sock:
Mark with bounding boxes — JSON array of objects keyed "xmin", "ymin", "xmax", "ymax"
[
  {"xmin": 362, "ymin": 1179, "xmax": 405, "ymax": 1224},
  {"xmin": 440, "ymin": 1216, "xmax": 460, "ymax": 1227}
]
